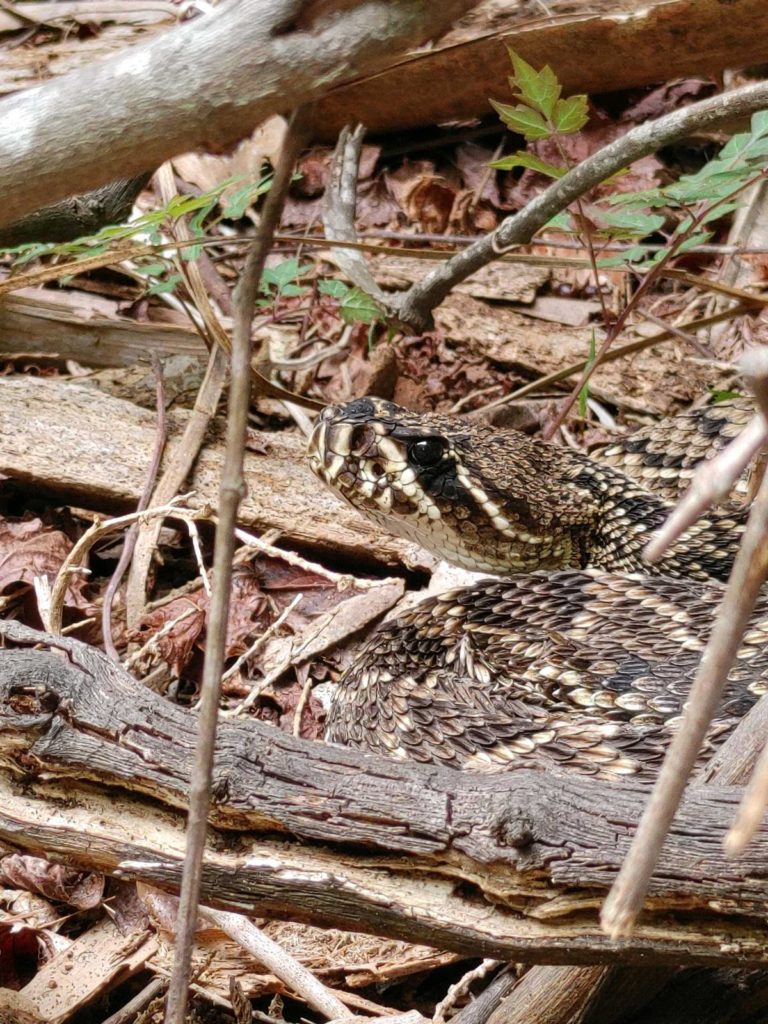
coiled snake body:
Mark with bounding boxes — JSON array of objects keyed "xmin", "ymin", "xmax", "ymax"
[{"xmin": 308, "ymin": 397, "xmax": 766, "ymax": 778}]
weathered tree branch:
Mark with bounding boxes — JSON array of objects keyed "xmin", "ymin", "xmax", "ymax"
[
  {"xmin": 0, "ymin": 173, "xmax": 152, "ymax": 248},
  {"xmin": 0, "ymin": 0, "xmax": 480, "ymax": 230},
  {"xmin": 2, "ymin": 619, "xmax": 768, "ymax": 967}
]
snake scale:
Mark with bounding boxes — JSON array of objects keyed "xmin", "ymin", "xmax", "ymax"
[{"xmin": 307, "ymin": 396, "xmax": 766, "ymax": 779}]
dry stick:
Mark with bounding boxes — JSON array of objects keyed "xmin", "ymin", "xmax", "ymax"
[
  {"xmin": 102, "ymin": 355, "xmax": 167, "ymax": 661},
  {"xmin": 163, "ymin": 108, "xmax": 311, "ymax": 1024},
  {"xmin": 600, "ymin": 347, "xmax": 768, "ymax": 939},
  {"xmin": 125, "ymin": 163, "xmax": 234, "ymax": 629},
  {"xmin": 48, "ymin": 497, "xmax": 193, "ymax": 636},
  {"xmin": 645, "ymin": 413, "xmax": 768, "ymax": 561},
  {"xmin": 323, "ymin": 123, "xmax": 390, "ymax": 308},
  {"xmin": 392, "ymin": 81, "xmax": 768, "ymax": 333},
  {"xmin": 203, "ymin": 909, "xmax": 349, "ymax": 1021}
]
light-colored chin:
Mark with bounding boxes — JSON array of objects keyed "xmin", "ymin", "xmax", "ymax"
[{"xmin": 346, "ymin": 502, "xmax": 511, "ymax": 574}]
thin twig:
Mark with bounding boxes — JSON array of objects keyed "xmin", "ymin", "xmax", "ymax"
[
  {"xmin": 600, "ymin": 347, "xmax": 768, "ymax": 939},
  {"xmin": 433, "ymin": 959, "xmax": 499, "ymax": 1024},
  {"xmin": 202, "ymin": 908, "xmax": 351, "ymax": 1021},
  {"xmin": 164, "ymin": 107, "xmax": 311, "ymax": 1024},
  {"xmin": 48, "ymin": 496, "xmax": 193, "ymax": 635},
  {"xmin": 645, "ymin": 413, "xmax": 768, "ymax": 562},
  {"xmin": 102, "ymin": 354, "xmax": 167, "ymax": 661}
]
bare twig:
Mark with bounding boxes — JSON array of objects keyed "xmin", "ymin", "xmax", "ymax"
[
  {"xmin": 645, "ymin": 413, "xmax": 768, "ymax": 562},
  {"xmin": 202, "ymin": 908, "xmax": 351, "ymax": 1021},
  {"xmin": 601, "ymin": 348, "xmax": 768, "ymax": 939},
  {"xmin": 164, "ymin": 107, "xmax": 311, "ymax": 1024},
  {"xmin": 49, "ymin": 497, "xmax": 193, "ymax": 636},
  {"xmin": 433, "ymin": 959, "xmax": 499, "ymax": 1024},
  {"xmin": 323, "ymin": 123, "xmax": 390, "ymax": 309},
  {"xmin": 102, "ymin": 355, "xmax": 167, "ymax": 661}
]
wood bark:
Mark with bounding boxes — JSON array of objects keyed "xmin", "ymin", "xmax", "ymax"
[
  {"xmin": 2, "ymin": 619, "xmax": 768, "ymax": 968},
  {"xmin": 0, "ymin": 0, "xmax": 480, "ymax": 230},
  {"xmin": 313, "ymin": 0, "xmax": 768, "ymax": 137},
  {"xmin": 0, "ymin": 376, "xmax": 431, "ymax": 571}
]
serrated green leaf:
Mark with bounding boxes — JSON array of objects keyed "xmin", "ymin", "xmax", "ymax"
[
  {"xmin": 671, "ymin": 230, "xmax": 713, "ymax": 255},
  {"xmin": 508, "ymin": 50, "xmax": 561, "ymax": 117},
  {"xmin": 596, "ymin": 208, "xmax": 665, "ymax": 235},
  {"xmin": 490, "ymin": 99, "xmax": 550, "ymax": 140},
  {"xmin": 751, "ymin": 109, "xmax": 768, "ymax": 137},
  {"xmin": 490, "ymin": 151, "xmax": 566, "ymax": 177},
  {"xmin": 553, "ymin": 94, "xmax": 589, "ymax": 134},
  {"xmin": 596, "ymin": 245, "xmax": 649, "ymax": 268},
  {"xmin": 318, "ymin": 279, "xmax": 349, "ymax": 298},
  {"xmin": 340, "ymin": 287, "xmax": 384, "ymax": 325}
]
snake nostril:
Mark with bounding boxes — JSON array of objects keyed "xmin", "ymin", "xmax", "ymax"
[{"xmin": 371, "ymin": 462, "xmax": 385, "ymax": 477}]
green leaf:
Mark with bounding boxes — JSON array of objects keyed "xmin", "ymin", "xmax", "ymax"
[
  {"xmin": 595, "ymin": 208, "xmax": 665, "ymax": 235},
  {"xmin": 596, "ymin": 245, "xmax": 649, "ymax": 268},
  {"xmin": 543, "ymin": 211, "xmax": 576, "ymax": 232},
  {"xmin": 490, "ymin": 151, "xmax": 565, "ymax": 178},
  {"xmin": 552, "ymin": 94, "xmax": 589, "ymax": 134},
  {"xmin": 261, "ymin": 257, "xmax": 313, "ymax": 295},
  {"xmin": 490, "ymin": 100, "xmax": 550, "ymax": 140},
  {"xmin": 339, "ymin": 287, "xmax": 384, "ymax": 325},
  {"xmin": 710, "ymin": 388, "xmax": 742, "ymax": 403},
  {"xmin": 671, "ymin": 230, "xmax": 713, "ymax": 255},
  {"xmin": 135, "ymin": 261, "xmax": 168, "ymax": 277},
  {"xmin": 751, "ymin": 109, "xmax": 768, "ymax": 137},
  {"xmin": 317, "ymin": 279, "xmax": 350, "ymax": 299},
  {"xmin": 147, "ymin": 273, "xmax": 182, "ymax": 296},
  {"xmin": 222, "ymin": 176, "xmax": 272, "ymax": 219},
  {"xmin": 508, "ymin": 50, "xmax": 561, "ymax": 118}
]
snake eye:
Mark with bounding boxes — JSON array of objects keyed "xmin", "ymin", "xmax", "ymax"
[{"xmin": 409, "ymin": 437, "xmax": 445, "ymax": 467}]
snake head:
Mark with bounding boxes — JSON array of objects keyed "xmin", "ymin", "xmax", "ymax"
[{"xmin": 308, "ymin": 396, "xmax": 589, "ymax": 572}]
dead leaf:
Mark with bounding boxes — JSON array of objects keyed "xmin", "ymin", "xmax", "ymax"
[
  {"xmin": 0, "ymin": 855, "xmax": 103, "ymax": 910},
  {"xmin": 0, "ymin": 517, "xmax": 86, "ymax": 607}
]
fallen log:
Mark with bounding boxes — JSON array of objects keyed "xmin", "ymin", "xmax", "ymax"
[
  {"xmin": 0, "ymin": 375, "xmax": 431, "ymax": 572},
  {"xmin": 1, "ymin": 619, "xmax": 768, "ymax": 967},
  {"xmin": 314, "ymin": 0, "xmax": 768, "ymax": 137}
]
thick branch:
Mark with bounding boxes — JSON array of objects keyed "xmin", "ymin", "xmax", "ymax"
[
  {"xmin": 2, "ymin": 621, "xmax": 768, "ymax": 967},
  {"xmin": 0, "ymin": 173, "xmax": 152, "ymax": 247},
  {"xmin": 0, "ymin": 0, "xmax": 480, "ymax": 230}
]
